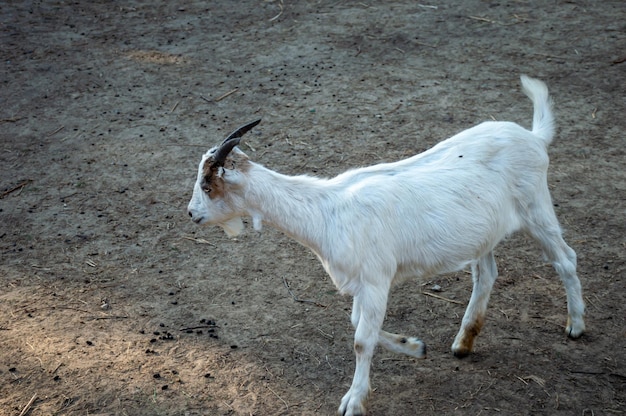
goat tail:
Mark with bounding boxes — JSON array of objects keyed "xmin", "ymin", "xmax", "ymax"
[{"xmin": 520, "ymin": 75, "xmax": 555, "ymax": 145}]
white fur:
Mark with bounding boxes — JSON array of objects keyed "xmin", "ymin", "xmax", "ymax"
[{"xmin": 187, "ymin": 76, "xmax": 585, "ymax": 416}]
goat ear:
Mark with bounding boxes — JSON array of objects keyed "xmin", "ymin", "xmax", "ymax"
[{"xmin": 212, "ymin": 118, "xmax": 262, "ymax": 168}]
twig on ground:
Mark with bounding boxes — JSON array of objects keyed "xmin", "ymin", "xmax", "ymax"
[
  {"xmin": 0, "ymin": 116, "xmax": 24, "ymax": 123},
  {"xmin": 170, "ymin": 100, "xmax": 180, "ymax": 113},
  {"xmin": 243, "ymin": 141, "xmax": 257, "ymax": 152},
  {"xmin": 468, "ymin": 15, "xmax": 498, "ymax": 24},
  {"xmin": 569, "ymin": 369, "xmax": 605, "ymax": 376},
  {"xmin": 1, "ymin": 179, "xmax": 32, "ymax": 199},
  {"xmin": 317, "ymin": 328, "xmax": 334, "ymax": 340},
  {"xmin": 86, "ymin": 315, "xmax": 129, "ymax": 320},
  {"xmin": 415, "ymin": 40, "xmax": 437, "ymax": 48},
  {"xmin": 422, "ymin": 291, "xmax": 464, "ymax": 305},
  {"xmin": 282, "ymin": 276, "xmax": 327, "ymax": 307},
  {"xmin": 19, "ymin": 393, "xmax": 37, "ymax": 416},
  {"xmin": 182, "ymin": 236, "xmax": 217, "ymax": 247},
  {"xmin": 269, "ymin": 0, "xmax": 284, "ymax": 22},
  {"xmin": 12, "ymin": 306, "xmax": 92, "ymax": 315},
  {"xmin": 214, "ymin": 88, "xmax": 239, "ymax": 102},
  {"xmin": 267, "ymin": 385, "xmax": 289, "ymax": 411},
  {"xmin": 47, "ymin": 126, "xmax": 65, "ymax": 137},
  {"xmin": 386, "ymin": 103, "xmax": 403, "ymax": 114},
  {"xmin": 50, "ymin": 362, "xmax": 63, "ymax": 374},
  {"xmin": 468, "ymin": 15, "xmax": 521, "ymax": 26}
]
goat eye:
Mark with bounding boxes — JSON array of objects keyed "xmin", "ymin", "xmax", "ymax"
[{"xmin": 200, "ymin": 178, "xmax": 212, "ymax": 194}]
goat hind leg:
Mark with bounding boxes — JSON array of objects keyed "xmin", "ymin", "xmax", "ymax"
[
  {"xmin": 525, "ymin": 208, "xmax": 585, "ymax": 338},
  {"xmin": 378, "ymin": 330, "xmax": 426, "ymax": 359},
  {"xmin": 452, "ymin": 251, "xmax": 498, "ymax": 358},
  {"xmin": 351, "ymin": 285, "xmax": 426, "ymax": 360}
]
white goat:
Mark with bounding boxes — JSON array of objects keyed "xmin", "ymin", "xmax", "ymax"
[{"xmin": 187, "ymin": 75, "xmax": 585, "ymax": 416}]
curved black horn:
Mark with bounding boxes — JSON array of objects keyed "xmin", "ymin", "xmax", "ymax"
[
  {"xmin": 221, "ymin": 118, "xmax": 262, "ymax": 144},
  {"xmin": 212, "ymin": 118, "xmax": 262, "ymax": 167}
]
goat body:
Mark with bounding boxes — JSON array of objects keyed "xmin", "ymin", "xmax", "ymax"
[{"xmin": 187, "ymin": 76, "xmax": 585, "ymax": 416}]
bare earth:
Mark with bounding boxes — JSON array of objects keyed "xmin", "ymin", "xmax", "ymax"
[{"xmin": 1, "ymin": 1, "xmax": 625, "ymax": 415}]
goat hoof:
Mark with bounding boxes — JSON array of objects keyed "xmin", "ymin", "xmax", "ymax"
[
  {"xmin": 566, "ymin": 326, "xmax": 585, "ymax": 339},
  {"xmin": 338, "ymin": 388, "xmax": 368, "ymax": 416},
  {"xmin": 566, "ymin": 317, "xmax": 585, "ymax": 339},
  {"xmin": 452, "ymin": 348, "xmax": 471, "ymax": 359},
  {"xmin": 404, "ymin": 337, "xmax": 427, "ymax": 359}
]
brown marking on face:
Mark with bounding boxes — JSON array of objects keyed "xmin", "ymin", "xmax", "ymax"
[
  {"xmin": 454, "ymin": 316, "xmax": 484, "ymax": 358},
  {"xmin": 200, "ymin": 159, "xmax": 225, "ymax": 200},
  {"xmin": 201, "ymin": 151, "xmax": 251, "ymax": 200},
  {"xmin": 354, "ymin": 343, "xmax": 364, "ymax": 354}
]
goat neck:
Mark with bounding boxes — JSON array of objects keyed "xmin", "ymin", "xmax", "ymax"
[{"xmin": 242, "ymin": 161, "xmax": 331, "ymax": 255}]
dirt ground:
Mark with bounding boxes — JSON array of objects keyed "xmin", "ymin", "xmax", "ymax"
[{"xmin": 1, "ymin": 1, "xmax": 625, "ymax": 415}]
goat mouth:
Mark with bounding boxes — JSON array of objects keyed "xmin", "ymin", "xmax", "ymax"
[{"xmin": 191, "ymin": 216, "xmax": 204, "ymax": 224}]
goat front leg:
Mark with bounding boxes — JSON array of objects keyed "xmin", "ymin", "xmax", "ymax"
[
  {"xmin": 339, "ymin": 284, "xmax": 389, "ymax": 416},
  {"xmin": 452, "ymin": 251, "xmax": 498, "ymax": 357}
]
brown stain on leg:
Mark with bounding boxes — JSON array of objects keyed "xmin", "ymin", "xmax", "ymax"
[{"xmin": 454, "ymin": 317, "xmax": 484, "ymax": 358}]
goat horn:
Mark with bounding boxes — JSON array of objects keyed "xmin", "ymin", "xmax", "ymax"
[
  {"xmin": 221, "ymin": 118, "xmax": 262, "ymax": 144},
  {"xmin": 212, "ymin": 118, "xmax": 262, "ymax": 168}
]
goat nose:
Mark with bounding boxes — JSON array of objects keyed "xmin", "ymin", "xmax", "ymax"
[{"xmin": 188, "ymin": 210, "xmax": 203, "ymax": 224}]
